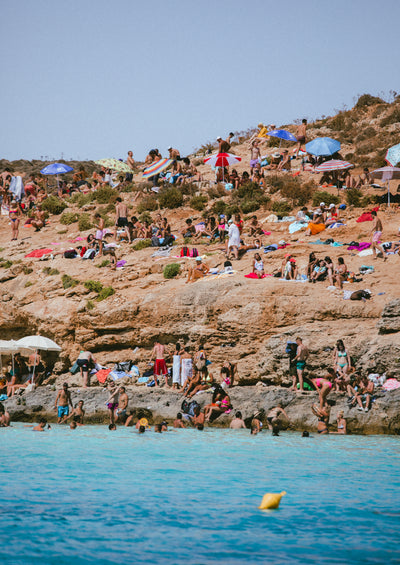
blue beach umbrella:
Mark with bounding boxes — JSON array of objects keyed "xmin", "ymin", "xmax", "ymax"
[
  {"xmin": 40, "ymin": 162, "xmax": 74, "ymax": 188},
  {"xmin": 40, "ymin": 163, "xmax": 74, "ymax": 175},
  {"xmin": 266, "ymin": 129, "xmax": 297, "ymax": 142},
  {"xmin": 305, "ymin": 137, "xmax": 341, "ymax": 156}
]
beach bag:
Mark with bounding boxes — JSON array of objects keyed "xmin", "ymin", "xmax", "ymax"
[
  {"xmin": 181, "ymin": 399, "xmax": 200, "ymax": 417},
  {"xmin": 64, "ymin": 249, "xmax": 77, "ymax": 259},
  {"xmin": 83, "ymin": 249, "xmax": 95, "ymax": 260},
  {"xmin": 180, "ymin": 246, "xmax": 190, "ymax": 257},
  {"xmin": 161, "ymin": 234, "xmax": 174, "ymax": 247},
  {"xmin": 70, "ymin": 361, "xmax": 80, "ymax": 374},
  {"xmin": 190, "ymin": 248, "xmax": 199, "ymax": 257},
  {"xmin": 114, "ymin": 361, "xmax": 133, "ymax": 373},
  {"xmin": 286, "ymin": 341, "xmax": 297, "ymax": 356},
  {"xmin": 151, "ymin": 236, "xmax": 160, "ymax": 247}
]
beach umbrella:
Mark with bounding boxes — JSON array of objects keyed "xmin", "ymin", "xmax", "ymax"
[
  {"xmin": 315, "ymin": 160, "xmax": 353, "ymax": 172},
  {"xmin": 40, "ymin": 163, "xmax": 74, "ymax": 175},
  {"xmin": 16, "ymin": 335, "xmax": 61, "ymax": 383},
  {"xmin": 204, "ymin": 152, "xmax": 241, "ymax": 168},
  {"xmin": 95, "ymin": 158, "xmax": 132, "ymax": 173},
  {"xmin": 40, "ymin": 163, "xmax": 74, "ymax": 189},
  {"xmin": 370, "ymin": 166, "xmax": 400, "ymax": 207},
  {"xmin": 0, "ymin": 339, "xmax": 33, "ymax": 377},
  {"xmin": 265, "ymin": 129, "xmax": 297, "ymax": 142},
  {"xmin": 143, "ymin": 158, "xmax": 174, "ymax": 179},
  {"xmin": 305, "ymin": 137, "xmax": 341, "ymax": 156},
  {"xmin": 204, "ymin": 152, "xmax": 241, "ymax": 182},
  {"xmin": 385, "ymin": 143, "xmax": 400, "ymax": 167}
]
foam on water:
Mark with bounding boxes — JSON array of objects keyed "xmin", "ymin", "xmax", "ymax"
[{"xmin": 1, "ymin": 425, "xmax": 400, "ymax": 564}]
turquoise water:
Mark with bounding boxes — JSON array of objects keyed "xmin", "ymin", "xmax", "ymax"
[{"xmin": 1, "ymin": 425, "xmax": 400, "ymax": 564}]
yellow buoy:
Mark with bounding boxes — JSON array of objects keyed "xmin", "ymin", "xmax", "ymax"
[{"xmin": 258, "ymin": 491, "xmax": 287, "ymax": 510}]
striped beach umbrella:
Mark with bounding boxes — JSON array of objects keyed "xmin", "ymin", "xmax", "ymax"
[
  {"xmin": 142, "ymin": 158, "xmax": 174, "ymax": 179},
  {"xmin": 204, "ymin": 152, "xmax": 241, "ymax": 168},
  {"xmin": 315, "ymin": 160, "xmax": 353, "ymax": 172}
]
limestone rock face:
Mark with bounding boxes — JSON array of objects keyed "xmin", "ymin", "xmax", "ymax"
[
  {"xmin": 377, "ymin": 299, "xmax": 400, "ymax": 334},
  {"xmin": 5, "ymin": 385, "xmax": 400, "ymax": 435}
]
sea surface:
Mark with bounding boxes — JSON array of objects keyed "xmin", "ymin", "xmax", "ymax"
[{"xmin": 1, "ymin": 425, "xmax": 400, "ymax": 564}]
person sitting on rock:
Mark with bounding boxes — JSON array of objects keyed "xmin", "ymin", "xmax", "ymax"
[
  {"xmin": 186, "ymin": 256, "xmax": 209, "ymax": 283},
  {"xmin": 204, "ymin": 387, "xmax": 232, "ymax": 422},
  {"xmin": 187, "ymin": 366, "xmax": 214, "ymax": 398}
]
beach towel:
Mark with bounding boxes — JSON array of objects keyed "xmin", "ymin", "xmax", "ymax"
[
  {"xmin": 358, "ymin": 249, "xmax": 374, "ymax": 257},
  {"xmin": 25, "ymin": 248, "xmax": 53, "ymax": 258},
  {"xmin": 289, "ymin": 221, "xmax": 307, "ymax": 234},
  {"xmin": 326, "ymin": 222, "xmax": 346, "ymax": 229},
  {"xmin": 307, "ymin": 223, "xmax": 326, "ymax": 235},
  {"xmin": 9, "ymin": 176, "xmax": 25, "ymax": 200},
  {"xmin": 347, "ymin": 242, "xmax": 371, "ymax": 251},
  {"xmin": 263, "ymin": 244, "xmax": 278, "ymax": 253},
  {"xmin": 116, "ymin": 260, "xmax": 127, "ymax": 268},
  {"xmin": 244, "ymin": 273, "xmax": 272, "ymax": 279},
  {"xmin": 96, "ymin": 368, "xmax": 111, "ymax": 384},
  {"xmin": 382, "ymin": 378, "xmax": 400, "ymax": 391}
]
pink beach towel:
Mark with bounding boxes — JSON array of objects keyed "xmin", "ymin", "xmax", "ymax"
[{"xmin": 244, "ymin": 273, "xmax": 272, "ymax": 279}]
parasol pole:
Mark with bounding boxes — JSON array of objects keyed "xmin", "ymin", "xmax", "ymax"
[
  {"xmin": 387, "ymin": 180, "xmax": 390, "ymax": 208},
  {"xmin": 31, "ymin": 349, "xmax": 37, "ymax": 385}
]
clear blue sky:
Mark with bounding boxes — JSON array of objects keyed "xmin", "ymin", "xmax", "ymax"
[{"xmin": 1, "ymin": 0, "xmax": 399, "ymax": 162}]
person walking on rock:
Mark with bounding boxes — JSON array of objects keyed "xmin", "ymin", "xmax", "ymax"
[{"xmin": 292, "ymin": 337, "xmax": 309, "ymax": 392}]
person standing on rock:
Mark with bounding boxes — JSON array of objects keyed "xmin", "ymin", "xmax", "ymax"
[
  {"xmin": 292, "ymin": 337, "xmax": 309, "ymax": 392},
  {"xmin": 180, "ymin": 346, "xmax": 193, "ymax": 390},
  {"xmin": 116, "ymin": 387, "xmax": 129, "ymax": 423},
  {"xmin": 151, "ymin": 341, "xmax": 168, "ymax": 387},
  {"xmin": 77, "ymin": 350, "xmax": 96, "ymax": 388},
  {"xmin": 55, "ymin": 382, "xmax": 73, "ymax": 423},
  {"xmin": 370, "ymin": 210, "xmax": 387, "ymax": 260}
]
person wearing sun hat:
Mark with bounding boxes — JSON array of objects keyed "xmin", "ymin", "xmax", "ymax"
[{"xmin": 186, "ymin": 255, "xmax": 210, "ymax": 284}]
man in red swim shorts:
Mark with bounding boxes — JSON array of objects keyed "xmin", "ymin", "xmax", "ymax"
[{"xmin": 151, "ymin": 341, "xmax": 168, "ymax": 387}]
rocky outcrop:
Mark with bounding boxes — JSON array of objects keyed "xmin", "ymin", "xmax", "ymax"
[
  {"xmin": 5, "ymin": 385, "xmax": 400, "ymax": 435},
  {"xmin": 377, "ymin": 299, "xmax": 400, "ymax": 334}
]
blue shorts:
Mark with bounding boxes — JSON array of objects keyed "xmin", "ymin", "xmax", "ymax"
[{"xmin": 58, "ymin": 406, "xmax": 69, "ymax": 418}]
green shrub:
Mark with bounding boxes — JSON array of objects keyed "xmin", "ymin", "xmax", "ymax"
[
  {"xmin": 207, "ymin": 185, "xmax": 226, "ymax": 199},
  {"xmin": 210, "ymin": 199, "xmax": 226, "ymax": 216},
  {"xmin": 41, "ymin": 196, "xmax": 68, "ymax": 215},
  {"xmin": 225, "ymin": 204, "xmax": 240, "ymax": 217},
  {"xmin": 190, "ymin": 195, "xmax": 208, "ymax": 211},
  {"xmin": 132, "ymin": 239, "xmax": 152, "ymax": 251},
  {"xmin": 95, "ymin": 186, "xmax": 119, "ymax": 204},
  {"xmin": 72, "ymin": 193, "xmax": 95, "ymax": 207},
  {"xmin": 137, "ymin": 196, "xmax": 158, "ymax": 213},
  {"xmin": 266, "ymin": 175, "xmax": 284, "ymax": 194},
  {"xmin": 241, "ymin": 200, "xmax": 261, "ymax": 214},
  {"xmin": 120, "ymin": 183, "xmax": 134, "ymax": 193},
  {"xmin": 355, "ymin": 94, "xmax": 385, "ymax": 108},
  {"xmin": 25, "ymin": 281, "xmax": 33, "ymax": 288},
  {"xmin": 23, "ymin": 266, "xmax": 33, "ymax": 275},
  {"xmin": 139, "ymin": 211, "xmax": 152, "ymax": 224},
  {"xmin": 96, "ymin": 286, "xmax": 115, "ymax": 301},
  {"xmin": 163, "ymin": 263, "xmax": 181, "ymax": 279},
  {"xmin": 43, "ymin": 267, "xmax": 60, "ymax": 276},
  {"xmin": 360, "ymin": 195, "xmax": 373, "ymax": 207},
  {"xmin": 84, "ymin": 280, "xmax": 103, "ymax": 293},
  {"xmin": 180, "ymin": 182, "xmax": 198, "ymax": 196},
  {"xmin": 158, "ymin": 187, "xmax": 183, "ymax": 209},
  {"xmin": 312, "ymin": 191, "xmax": 340, "ymax": 207},
  {"xmin": 78, "ymin": 213, "xmax": 92, "ymax": 231},
  {"xmin": 281, "ymin": 179, "xmax": 316, "ymax": 206},
  {"xmin": 0, "ymin": 259, "xmax": 13, "ymax": 269},
  {"xmin": 346, "ymin": 188, "xmax": 363, "ymax": 207},
  {"xmin": 60, "ymin": 211, "xmax": 79, "ymax": 225},
  {"xmin": 86, "ymin": 299, "xmax": 95, "ymax": 310},
  {"xmin": 97, "ymin": 259, "xmax": 110, "ymax": 268},
  {"xmin": 62, "ymin": 274, "xmax": 79, "ymax": 289},
  {"xmin": 271, "ymin": 201, "xmax": 292, "ymax": 216}
]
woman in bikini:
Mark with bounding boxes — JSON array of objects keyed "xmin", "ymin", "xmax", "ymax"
[
  {"xmin": 204, "ymin": 388, "xmax": 232, "ymax": 422},
  {"xmin": 311, "ymin": 369, "xmax": 334, "ymax": 409},
  {"xmin": 9, "ymin": 200, "xmax": 22, "ymax": 240},
  {"xmin": 252, "ymin": 253, "xmax": 264, "ymax": 278},
  {"xmin": 311, "ymin": 403, "xmax": 330, "ymax": 434},
  {"xmin": 333, "ymin": 339, "xmax": 352, "ymax": 382},
  {"xmin": 331, "ymin": 411, "xmax": 346, "ymax": 434},
  {"xmin": 334, "ymin": 257, "xmax": 348, "ymax": 289}
]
